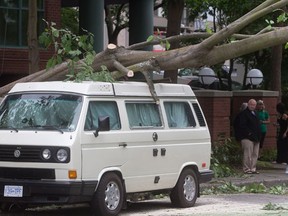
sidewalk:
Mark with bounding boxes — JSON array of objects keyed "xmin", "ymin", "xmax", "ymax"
[{"xmin": 201, "ymin": 163, "xmax": 288, "ymax": 190}]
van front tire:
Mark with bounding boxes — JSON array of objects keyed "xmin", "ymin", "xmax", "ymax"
[
  {"xmin": 170, "ymin": 168, "xmax": 198, "ymax": 208},
  {"xmin": 91, "ymin": 173, "xmax": 124, "ymax": 216}
]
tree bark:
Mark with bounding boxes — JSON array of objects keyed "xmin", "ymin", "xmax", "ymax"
[
  {"xmin": 164, "ymin": 0, "xmax": 184, "ymax": 83},
  {"xmin": 270, "ymin": 45, "xmax": 282, "ymax": 101},
  {"xmin": 28, "ymin": 0, "xmax": 39, "ymax": 74}
]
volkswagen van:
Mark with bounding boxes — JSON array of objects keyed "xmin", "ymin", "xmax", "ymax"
[{"xmin": 0, "ymin": 81, "xmax": 213, "ymax": 215}]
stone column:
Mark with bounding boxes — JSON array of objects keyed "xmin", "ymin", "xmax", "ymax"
[
  {"xmin": 129, "ymin": 0, "xmax": 153, "ymax": 49},
  {"xmin": 79, "ymin": 0, "xmax": 104, "ymax": 52}
]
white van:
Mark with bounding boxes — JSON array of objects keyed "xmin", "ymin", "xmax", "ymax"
[{"xmin": 0, "ymin": 81, "xmax": 213, "ymax": 215}]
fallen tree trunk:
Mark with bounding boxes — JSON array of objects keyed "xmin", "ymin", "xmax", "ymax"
[{"xmin": 1, "ymin": 0, "xmax": 288, "ymax": 97}]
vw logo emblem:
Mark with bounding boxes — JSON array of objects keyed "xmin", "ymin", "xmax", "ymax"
[{"xmin": 14, "ymin": 150, "xmax": 21, "ymax": 158}]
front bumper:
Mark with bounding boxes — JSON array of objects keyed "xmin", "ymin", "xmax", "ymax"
[
  {"xmin": 0, "ymin": 178, "xmax": 97, "ymax": 204},
  {"xmin": 199, "ymin": 170, "xmax": 214, "ymax": 183}
]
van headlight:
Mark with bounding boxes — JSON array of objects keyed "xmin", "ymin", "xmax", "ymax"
[
  {"xmin": 57, "ymin": 149, "xmax": 68, "ymax": 162},
  {"xmin": 41, "ymin": 147, "xmax": 70, "ymax": 163},
  {"xmin": 42, "ymin": 148, "xmax": 51, "ymax": 160}
]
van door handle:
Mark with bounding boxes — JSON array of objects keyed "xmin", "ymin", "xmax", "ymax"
[
  {"xmin": 161, "ymin": 148, "xmax": 166, "ymax": 156},
  {"xmin": 119, "ymin": 143, "xmax": 127, "ymax": 147}
]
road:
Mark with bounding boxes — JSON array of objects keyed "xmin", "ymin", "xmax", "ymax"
[{"xmin": 1, "ymin": 193, "xmax": 288, "ymax": 216}]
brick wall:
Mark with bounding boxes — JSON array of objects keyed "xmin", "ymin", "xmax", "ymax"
[
  {"xmin": 45, "ymin": 0, "xmax": 61, "ymax": 26},
  {"xmin": 0, "ymin": 0, "xmax": 61, "ymax": 86},
  {"xmin": 195, "ymin": 90, "xmax": 232, "ymax": 142}
]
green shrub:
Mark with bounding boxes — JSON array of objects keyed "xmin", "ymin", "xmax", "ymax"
[
  {"xmin": 259, "ymin": 148, "xmax": 277, "ymax": 162},
  {"xmin": 211, "ymin": 137, "xmax": 242, "ymax": 178}
]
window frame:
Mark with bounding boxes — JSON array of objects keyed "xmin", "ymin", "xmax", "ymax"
[
  {"xmin": 84, "ymin": 100, "xmax": 121, "ymax": 131},
  {"xmin": 0, "ymin": 0, "xmax": 45, "ymax": 47},
  {"xmin": 163, "ymin": 101, "xmax": 197, "ymax": 128},
  {"xmin": 125, "ymin": 101, "xmax": 163, "ymax": 129}
]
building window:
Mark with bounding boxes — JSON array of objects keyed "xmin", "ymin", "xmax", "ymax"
[{"xmin": 0, "ymin": 0, "xmax": 44, "ymax": 47}]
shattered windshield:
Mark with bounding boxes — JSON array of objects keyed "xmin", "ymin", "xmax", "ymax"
[{"xmin": 0, "ymin": 93, "xmax": 83, "ymax": 132}]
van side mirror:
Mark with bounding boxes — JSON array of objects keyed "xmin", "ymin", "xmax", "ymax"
[{"xmin": 94, "ymin": 116, "xmax": 110, "ymax": 137}]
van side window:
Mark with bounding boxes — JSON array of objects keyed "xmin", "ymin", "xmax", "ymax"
[
  {"xmin": 164, "ymin": 102, "xmax": 196, "ymax": 128},
  {"xmin": 84, "ymin": 101, "xmax": 121, "ymax": 130},
  {"xmin": 125, "ymin": 102, "xmax": 162, "ymax": 128},
  {"xmin": 192, "ymin": 103, "xmax": 206, "ymax": 127}
]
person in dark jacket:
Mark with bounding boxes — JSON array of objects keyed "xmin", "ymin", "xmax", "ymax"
[
  {"xmin": 234, "ymin": 102, "xmax": 248, "ymax": 142},
  {"xmin": 237, "ymin": 99, "xmax": 261, "ymax": 174},
  {"xmin": 273, "ymin": 102, "xmax": 288, "ymax": 164}
]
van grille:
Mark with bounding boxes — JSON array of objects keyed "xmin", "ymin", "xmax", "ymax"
[
  {"xmin": 192, "ymin": 103, "xmax": 206, "ymax": 127},
  {"xmin": 0, "ymin": 145, "xmax": 43, "ymax": 162}
]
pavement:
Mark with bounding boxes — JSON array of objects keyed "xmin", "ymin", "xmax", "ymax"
[{"xmin": 201, "ymin": 162, "xmax": 288, "ymax": 190}]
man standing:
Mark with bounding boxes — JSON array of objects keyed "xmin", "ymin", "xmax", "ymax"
[{"xmin": 237, "ymin": 99, "xmax": 261, "ymax": 174}]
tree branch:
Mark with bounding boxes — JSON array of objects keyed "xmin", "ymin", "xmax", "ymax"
[
  {"xmin": 127, "ymin": 32, "xmax": 252, "ymax": 51},
  {"xmin": 199, "ymin": 0, "xmax": 288, "ymax": 49},
  {"xmin": 201, "ymin": 27, "xmax": 288, "ymax": 67}
]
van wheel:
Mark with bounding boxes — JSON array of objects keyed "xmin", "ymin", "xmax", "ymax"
[
  {"xmin": 91, "ymin": 173, "xmax": 123, "ymax": 216},
  {"xmin": 170, "ymin": 168, "xmax": 198, "ymax": 208}
]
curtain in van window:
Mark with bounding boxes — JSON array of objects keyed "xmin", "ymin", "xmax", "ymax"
[
  {"xmin": 164, "ymin": 102, "xmax": 196, "ymax": 128},
  {"xmin": 126, "ymin": 103, "xmax": 162, "ymax": 127},
  {"xmin": 84, "ymin": 101, "xmax": 120, "ymax": 130}
]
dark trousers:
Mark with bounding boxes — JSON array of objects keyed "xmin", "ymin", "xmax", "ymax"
[
  {"xmin": 276, "ymin": 138, "xmax": 288, "ymax": 163},
  {"xmin": 259, "ymin": 132, "xmax": 266, "ymax": 149}
]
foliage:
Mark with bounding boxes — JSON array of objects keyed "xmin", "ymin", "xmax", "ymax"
[
  {"xmin": 259, "ymin": 148, "xmax": 277, "ymax": 162},
  {"xmin": 211, "ymin": 138, "xmax": 242, "ymax": 178},
  {"xmin": 147, "ymin": 29, "xmax": 170, "ymax": 50},
  {"xmin": 244, "ymin": 183, "xmax": 267, "ymax": 193},
  {"xmin": 61, "ymin": 8, "xmax": 79, "ymax": 35},
  {"xmin": 269, "ymin": 184, "xmax": 287, "ymax": 195},
  {"xmin": 215, "ymin": 182, "xmax": 245, "ymax": 194},
  {"xmin": 262, "ymin": 202, "xmax": 286, "ymax": 211},
  {"xmin": 39, "ymin": 20, "xmax": 114, "ymax": 82},
  {"xmin": 202, "ymin": 183, "xmax": 288, "ymax": 195},
  {"xmin": 184, "ymin": 0, "xmax": 209, "ymax": 21}
]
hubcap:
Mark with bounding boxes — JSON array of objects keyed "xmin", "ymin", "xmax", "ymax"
[
  {"xmin": 105, "ymin": 181, "xmax": 120, "ymax": 210},
  {"xmin": 183, "ymin": 175, "xmax": 196, "ymax": 201}
]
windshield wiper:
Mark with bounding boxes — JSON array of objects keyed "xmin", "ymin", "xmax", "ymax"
[{"xmin": 32, "ymin": 125, "xmax": 64, "ymax": 134}]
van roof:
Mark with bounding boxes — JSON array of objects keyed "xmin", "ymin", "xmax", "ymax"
[{"xmin": 9, "ymin": 81, "xmax": 195, "ymax": 97}]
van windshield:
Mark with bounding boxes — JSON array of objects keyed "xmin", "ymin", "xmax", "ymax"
[{"xmin": 0, "ymin": 93, "xmax": 82, "ymax": 132}]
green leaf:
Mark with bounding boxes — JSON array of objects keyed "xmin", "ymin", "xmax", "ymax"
[
  {"xmin": 146, "ymin": 35, "xmax": 154, "ymax": 42},
  {"xmin": 68, "ymin": 50, "xmax": 81, "ymax": 57},
  {"xmin": 165, "ymin": 40, "xmax": 170, "ymax": 50},
  {"xmin": 56, "ymin": 56, "xmax": 62, "ymax": 64},
  {"xmin": 277, "ymin": 13, "xmax": 288, "ymax": 23},
  {"xmin": 205, "ymin": 22, "xmax": 212, "ymax": 34},
  {"xmin": 85, "ymin": 53, "xmax": 95, "ymax": 65},
  {"xmin": 51, "ymin": 27, "xmax": 59, "ymax": 38},
  {"xmin": 46, "ymin": 58, "xmax": 56, "ymax": 69}
]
